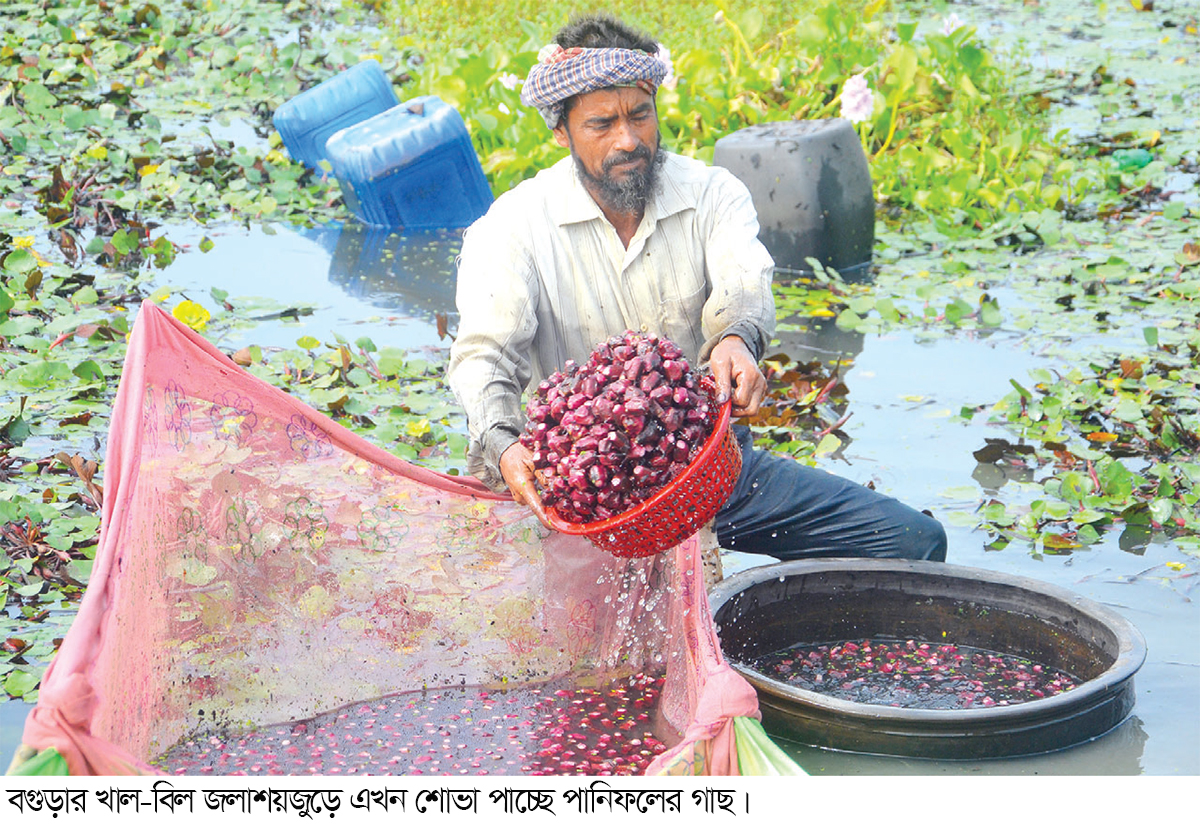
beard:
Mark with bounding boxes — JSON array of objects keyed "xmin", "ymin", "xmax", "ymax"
[{"xmin": 571, "ymin": 133, "xmax": 665, "ymax": 215}]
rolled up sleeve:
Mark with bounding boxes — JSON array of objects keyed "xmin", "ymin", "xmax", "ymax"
[
  {"xmin": 447, "ymin": 211, "xmax": 539, "ymax": 491},
  {"xmin": 698, "ymin": 168, "xmax": 776, "ymax": 362}
]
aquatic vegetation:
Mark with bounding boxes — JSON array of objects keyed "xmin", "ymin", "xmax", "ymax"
[
  {"xmin": 387, "ymin": 0, "xmax": 1087, "ymax": 225},
  {"xmin": 1, "ymin": 0, "xmax": 1195, "ymax": 725}
]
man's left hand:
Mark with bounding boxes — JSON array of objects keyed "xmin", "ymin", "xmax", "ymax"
[{"xmin": 709, "ymin": 335, "xmax": 767, "ymax": 418}]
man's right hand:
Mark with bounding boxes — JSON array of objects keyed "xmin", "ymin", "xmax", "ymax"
[
  {"xmin": 499, "ymin": 442, "xmax": 551, "ymax": 527},
  {"xmin": 708, "ymin": 334, "xmax": 767, "ymax": 418}
]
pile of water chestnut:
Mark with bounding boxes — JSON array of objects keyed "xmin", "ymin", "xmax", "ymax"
[{"xmin": 520, "ymin": 331, "xmax": 716, "ymax": 524}]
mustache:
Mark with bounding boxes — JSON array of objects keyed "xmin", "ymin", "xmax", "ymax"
[{"xmin": 603, "ymin": 144, "xmax": 653, "ymax": 173}]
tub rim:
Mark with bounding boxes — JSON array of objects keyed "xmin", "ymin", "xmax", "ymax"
[{"xmin": 709, "ymin": 558, "xmax": 1148, "ymax": 729}]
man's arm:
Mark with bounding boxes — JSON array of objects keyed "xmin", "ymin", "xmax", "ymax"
[
  {"xmin": 446, "ymin": 211, "xmax": 540, "ymax": 495},
  {"xmin": 698, "ymin": 167, "xmax": 776, "ymax": 416}
]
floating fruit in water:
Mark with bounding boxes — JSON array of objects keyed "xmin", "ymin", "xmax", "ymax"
[
  {"xmin": 748, "ymin": 638, "xmax": 1081, "ymax": 710},
  {"xmin": 153, "ymin": 673, "xmax": 669, "ymax": 776}
]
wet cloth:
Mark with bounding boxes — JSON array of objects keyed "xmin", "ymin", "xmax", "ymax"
[
  {"xmin": 521, "ymin": 45, "xmax": 669, "ymax": 128},
  {"xmin": 17, "ymin": 302, "xmax": 803, "ymax": 777},
  {"xmin": 447, "ymin": 151, "xmax": 776, "ymax": 491},
  {"xmin": 716, "ymin": 426, "xmax": 948, "ymax": 562}
]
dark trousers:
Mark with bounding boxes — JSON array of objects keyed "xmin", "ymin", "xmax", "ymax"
[{"xmin": 714, "ymin": 426, "xmax": 947, "ymax": 562}]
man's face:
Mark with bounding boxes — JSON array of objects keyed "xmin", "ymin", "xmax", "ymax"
[{"xmin": 553, "ymin": 86, "xmax": 662, "ymax": 215}]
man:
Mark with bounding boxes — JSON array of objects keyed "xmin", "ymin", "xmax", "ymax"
[{"xmin": 447, "ymin": 14, "xmax": 946, "ymax": 563}]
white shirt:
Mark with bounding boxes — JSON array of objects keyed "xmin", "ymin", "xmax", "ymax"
[{"xmin": 447, "ymin": 151, "xmax": 776, "ymax": 490}]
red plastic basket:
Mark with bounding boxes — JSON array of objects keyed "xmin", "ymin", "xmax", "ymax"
[{"xmin": 546, "ymin": 384, "xmax": 742, "ymax": 559}]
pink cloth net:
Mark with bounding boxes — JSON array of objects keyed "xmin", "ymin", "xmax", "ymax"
[{"xmin": 20, "ymin": 302, "xmax": 762, "ymax": 776}]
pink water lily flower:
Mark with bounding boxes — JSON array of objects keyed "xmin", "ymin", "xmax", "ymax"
[
  {"xmin": 655, "ymin": 45, "xmax": 677, "ymax": 90},
  {"xmin": 840, "ymin": 73, "xmax": 875, "ymax": 123}
]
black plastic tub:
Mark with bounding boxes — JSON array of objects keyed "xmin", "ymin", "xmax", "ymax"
[
  {"xmin": 713, "ymin": 118, "xmax": 875, "ymax": 282},
  {"xmin": 709, "ymin": 560, "xmax": 1147, "ymax": 760}
]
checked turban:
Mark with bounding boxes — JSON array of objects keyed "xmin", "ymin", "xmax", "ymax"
[{"xmin": 521, "ymin": 45, "xmax": 669, "ymax": 129}]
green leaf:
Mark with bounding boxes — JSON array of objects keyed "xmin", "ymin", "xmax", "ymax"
[
  {"xmin": 814, "ymin": 434, "xmax": 841, "ymax": 457},
  {"xmin": 1149, "ymin": 498, "xmax": 1174, "ymax": 525},
  {"xmin": 944, "ymin": 298, "xmax": 974, "ymax": 323},
  {"xmin": 3, "ymin": 249, "xmax": 38, "ymax": 276},
  {"xmin": 1, "ymin": 415, "xmax": 32, "ymax": 444},
  {"xmin": 883, "ymin": 44, "xmax": 919, "ymax": 97},
  {"xmin": 15, "ymin": 582, "xmax": 45, "ymax": 598},
  {"xmin": 1060, "ymin": 471, "xmax": 1091, "ymax": 502},
  {"xmin": 736, "ymin": 8, "xmax": 765, "ymax": 41},
  {"xmin": 12, "ymin": 360, "xmax": 74, "ymax": 387},
  {"xmin": 835, "ymin": 309, "xmax": 863, "ymax": 331},
  {"xmin": 377, "ymin": 348, "xmax": 409, "ymax": 377},
  {"xmin": 1099, "ymin": 459, "xmax": 1134, "ymax": 500},
  {"xmin": 111, "ymin": 228, "xmax": 140, "ymax": 255},
  {"xmin": 4, "ymin": 668, "xmax": 39, "ymax": 698},
  {"xmin": 979, "ymin": 296, "xmax": 1003, "ymax": 327},
  {"xmin": 73, "ymin": 359, "xmax": 104, "ymax": 381}
]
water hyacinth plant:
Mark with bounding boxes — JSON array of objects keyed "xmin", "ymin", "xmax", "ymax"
[
  {"xmin": 387, "ymin": 0, "xmax": 1085, "ymax": 226},
  {"xmin": 839, "ymin": 73, "xmax": 876, "ymax": 124}
]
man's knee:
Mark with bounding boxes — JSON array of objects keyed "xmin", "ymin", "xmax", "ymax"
[{"xmin": 903, "ymin": 511, "xmax": 948, "ymax": 562}]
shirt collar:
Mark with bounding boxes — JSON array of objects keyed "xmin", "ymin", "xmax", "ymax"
[{"xmin": 556, "ymin": 152, "xmax": 691, "ymax": 228}]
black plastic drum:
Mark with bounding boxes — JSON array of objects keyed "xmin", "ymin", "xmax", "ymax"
[
  {"xmin": 709, "ymin": 559, "xmax": 1146, "ymax": 759},
  {"xmin": 713, "ymin": 118, "xmax": 875, "ymax": 281}
]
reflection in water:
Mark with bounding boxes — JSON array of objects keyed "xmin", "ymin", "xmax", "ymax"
[
  {"xmin": 326, "ymin": 223, "xmax": 463, "ymax": 328},
  {"xmin": 1118, "ymin": 525, "xmax": 1154, "ymax": 556},
  {"xmin": 972, "ymin": 461, "xmax": 1036, "ymax": 490},
  {"xmin": 773, "ymin": 314, "xmax": 866, "ymax": 367}
]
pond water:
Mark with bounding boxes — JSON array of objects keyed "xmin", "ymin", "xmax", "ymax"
[
  {"xmin": 4, "ymin": 0, "xmax": 1197, "ymax": 780},
  {"xmin": 143, "ymin": 219, "xmax": 1199, "ymax": 777},
  {"xmin": 729, "ymin": 299, "xmax": 1195, "ymax": 776},
  {"xmin": 5, "ymin": 219, "xmax": 1194, "ymax": 776},
  {"xmin": 751, "ymin": 325, "xmax": 1198, "ymax": 776},
  {"xmin": 153, "ymin": 221, "xmax": 463, "ymax": 354}
]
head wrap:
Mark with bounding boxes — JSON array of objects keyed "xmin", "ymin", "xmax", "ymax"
[{"xmin": 521, "ymin": 45, "xmax": 669, "ymax": 129}]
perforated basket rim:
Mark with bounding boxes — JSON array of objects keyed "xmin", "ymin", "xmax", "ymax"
[{"xmin": 545, "ymin": 384, "xmax": 736, "ymax": 539}]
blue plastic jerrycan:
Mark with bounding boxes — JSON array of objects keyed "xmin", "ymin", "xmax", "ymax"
[
  {"xmin": 323, "ymin": 96, "xmax": 494, "ymax": 230},
  {"xmin": 273, "ymin": 60, "xmax": 399, "ymax": 171}
]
